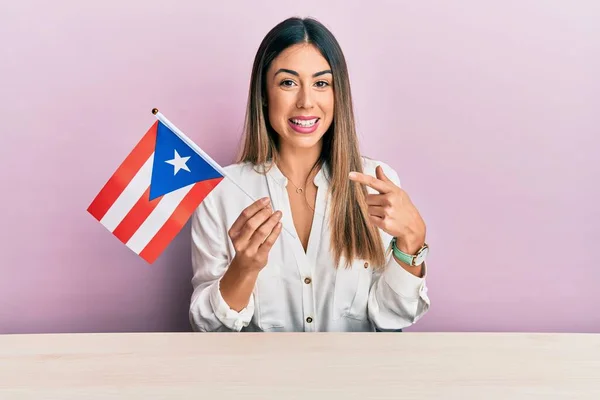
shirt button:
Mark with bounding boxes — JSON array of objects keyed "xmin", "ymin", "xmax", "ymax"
[
  {"xmin": 306, "ymin": 317, "xmax": 313, "ymax": 323},
  {"xmin": 364, "ymin": 262, "xmax": 369, "ymax": 268},
  {"xmin": 304, "ymin": 277, "xmax": 312, "ymax": 284}
]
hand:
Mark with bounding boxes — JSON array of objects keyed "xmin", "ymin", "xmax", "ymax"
[
  {"xmin": 349, "ymin": 166, "xmax": 426, "ymax": 254},
  {"xmin": 227, "ymin": 197, "xmax": 283, "ymax": 274}
]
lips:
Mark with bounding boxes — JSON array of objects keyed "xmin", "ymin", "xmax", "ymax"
[
  {"xmin": 289, "ymin": 117, "xmax": 320, "ymax": 127},
  {"xmin": 288, "ymin": 117, "xmax": 320, "ymax": 134}
]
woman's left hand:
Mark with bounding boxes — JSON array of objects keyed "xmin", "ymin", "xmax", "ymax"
[{"xmin": 349, "ymin": 166, "xmax": 426, "ymax": 255}]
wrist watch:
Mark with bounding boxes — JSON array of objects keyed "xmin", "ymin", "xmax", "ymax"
[{"xmin": 391, "ymin": 237, "xmax": 429, "ymax": 267}]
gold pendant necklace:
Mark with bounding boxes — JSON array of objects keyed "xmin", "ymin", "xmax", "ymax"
[
  {"xmin": 279, "ymin": 168, "xmax": 305, "ymax": 194},
  {"xmin": 280, "ymin": 171, "xmax": 314, "ymax": 212},
  {"xmin": 289, "ymin": 181, "xmax": 304, "ymax": 194}
]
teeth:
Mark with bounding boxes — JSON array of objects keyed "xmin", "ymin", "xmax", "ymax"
[{"xmin": 291, "ymin": 118, "xmax": 318, "ymax": 127}]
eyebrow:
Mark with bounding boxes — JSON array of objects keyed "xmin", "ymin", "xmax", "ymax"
[{"xmin": 274, "ymin": 68, "xmax": 332, "ymax": 78}]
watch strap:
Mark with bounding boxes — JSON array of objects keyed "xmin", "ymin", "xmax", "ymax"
[{"xmin": 391, "ymin": 237, "xmax": 416, "ymax": 266}]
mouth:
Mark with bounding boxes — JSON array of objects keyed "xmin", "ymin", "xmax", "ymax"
[
  {"xmin": 288, "ymin": 117, "xmax": 320, "ymax": 134},
  {"xmin": 289, "ymin": 117, "xmax": 319, "ymax": 127}
]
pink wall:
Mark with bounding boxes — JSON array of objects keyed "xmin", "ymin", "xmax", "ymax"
[{"xmin": 1, "ymin": 1, "xmax": 598, "ymax": 334}]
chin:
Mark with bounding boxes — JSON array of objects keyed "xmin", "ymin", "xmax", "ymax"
[
  {"xmin": 275, "ymin": 133, "xmax": 319, "ymax": 150},
  {"xmin": 286, "ymin": 136, "xmax": 322, "ymax": 148}
]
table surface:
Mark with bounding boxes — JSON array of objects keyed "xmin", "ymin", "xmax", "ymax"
[{"xmin": 0, "ymin": 332, "xmax": 599, "ymax": 399}]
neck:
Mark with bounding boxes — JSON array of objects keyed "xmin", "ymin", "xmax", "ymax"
[{"xmin": 276, "ymin": 142, "xmax": 322, "ymax": 187}]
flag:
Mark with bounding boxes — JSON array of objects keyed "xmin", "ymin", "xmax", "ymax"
[{"xmin": 87, "ymin": 112, "xmax": 225, "ymax": 264}]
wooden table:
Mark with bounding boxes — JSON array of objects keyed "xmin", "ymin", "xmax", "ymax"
[{"xmin": 0, "ymin": 332, "xmax": 599, "ymax": 399}]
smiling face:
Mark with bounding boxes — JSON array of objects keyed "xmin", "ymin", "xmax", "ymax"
[{"xmin": 264, "ymin": 43, "xmax": 335, "ymax": 152}]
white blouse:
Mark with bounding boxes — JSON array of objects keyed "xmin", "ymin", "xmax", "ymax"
[{"xmin": 189, "ymin": 157, "xmax": 430, "ymax": 332}]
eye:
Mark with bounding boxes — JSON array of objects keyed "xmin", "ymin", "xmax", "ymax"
[
  {"xmin": 315, "ymin": 80, "xmax": 330, "ymax": 88},
  {"xmin": 280, "ymin": 79, "xmax": 296, "ymax": 87}
]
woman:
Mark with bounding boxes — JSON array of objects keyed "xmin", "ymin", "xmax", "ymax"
[{"xmin": 189, "ymin": 17, "xmax": 430, "ymax": 332}]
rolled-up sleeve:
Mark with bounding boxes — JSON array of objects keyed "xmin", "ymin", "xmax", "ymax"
[
  {"xmin": 368, "ymin": 256, "xmax": 430, "ymax": 330},
  {"xmin": 366, "ymin": 162, "xmax": 431, "ymax": 331},
  {"xmin": 189, "ymin": 194, "xmax": 254, "ymax": 332}
]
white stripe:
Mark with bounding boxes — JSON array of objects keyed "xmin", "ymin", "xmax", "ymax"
[
  {"xmin": 125, "ymin": 184, "xmax": 194, "ymax": 254},
  {"xmin": 100, "ymin": 154, "xmax": 155, "ymax": 232}
]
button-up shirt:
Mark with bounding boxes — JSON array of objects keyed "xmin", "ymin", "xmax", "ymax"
[{"xmin": 189, "ymin": 157, "xmax": 430, "ymax": 332}]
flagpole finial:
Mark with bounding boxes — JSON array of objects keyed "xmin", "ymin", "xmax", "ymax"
[{"xmin": 152, "ymin": 108, "xmax": 159, "ymax": 115}]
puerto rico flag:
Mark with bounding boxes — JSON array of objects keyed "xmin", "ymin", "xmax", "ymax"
[{"xmin": 88, "ymin": 113, "xmax": 225, "ymax": 264}]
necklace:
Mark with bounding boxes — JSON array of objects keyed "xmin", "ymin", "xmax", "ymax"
[
  {"xmin": 287, "ymin": 178, "xmax": 304, "ymax": 194},
  {"xmin": 279, "ymin": 169, "xmax": 315, "ymax": 212}
]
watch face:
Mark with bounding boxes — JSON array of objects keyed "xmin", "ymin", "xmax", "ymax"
[{"xmin": 415, "ymin": 246, "xmax": 429, "ymax": 265}]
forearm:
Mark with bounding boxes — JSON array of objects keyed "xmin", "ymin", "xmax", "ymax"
[
  {"xmin": 368, "ymin": 241, "xmax": 430, "ymax": 330},
  {"xmin": 219, "ymin": 259, "xmax": 259, "ymax": 312}
]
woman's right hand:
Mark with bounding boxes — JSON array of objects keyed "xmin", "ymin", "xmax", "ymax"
[{"xmin": 228, "ymin": 197, "xmax": 283, "ymax": 274}]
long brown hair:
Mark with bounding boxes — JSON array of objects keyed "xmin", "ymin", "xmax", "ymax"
[{"xmin": 236, "ymin": 17, "xmax": 386, "ymax": 269}]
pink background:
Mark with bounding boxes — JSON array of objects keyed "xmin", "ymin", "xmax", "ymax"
[{"xmin": 1, "ymin": 1, "xmax": 598, "ymax": 334}]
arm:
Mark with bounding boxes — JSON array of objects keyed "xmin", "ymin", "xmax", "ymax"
[
  {"xmin": 368, "ymin": 248, "xmax": 430, "ymax": 331},
  {"xmin": 189, "ymin": 195, "xmax": 255, "ymax": 332},
  {"xmin": 219, "ymin": 260, "xmax": 259, "ymax": 312},
  {"xmin": 350, "ymin": 161, "xmax": 431, "ymax": 331},
  {"xmin": 189, "ymin": 194, "xmax": 283, "ymax": 332}
]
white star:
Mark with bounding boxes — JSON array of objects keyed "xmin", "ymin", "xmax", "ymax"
[{"xmin": 165, "ymin": 150, "xmax": 191, "ymax": 175}]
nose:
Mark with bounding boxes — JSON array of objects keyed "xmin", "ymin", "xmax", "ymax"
[{"xmin": 296, "ymin": 86, "xmax": 314, "ymax": 109}]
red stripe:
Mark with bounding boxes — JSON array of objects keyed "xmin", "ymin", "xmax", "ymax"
[
  {"xmin": 87, "ymin": 121, "xmax": 158, "ymax": 221},
  {"xmin": 139, "ymin": 177, "xmax": 224, "ymax": 263},
  {"xmin": 112, "ymin": 187, "xmax": 161, "ymax": 244}
]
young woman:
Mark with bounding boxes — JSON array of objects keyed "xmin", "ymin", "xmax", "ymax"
[{"xmin": 189, "ymin": 17, "xmax": 430, "ymax": 332}]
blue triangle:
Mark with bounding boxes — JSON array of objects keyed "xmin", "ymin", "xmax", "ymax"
[{"xmin": 149, "ymin": 121, "xmax": 223, "ymax": 200}]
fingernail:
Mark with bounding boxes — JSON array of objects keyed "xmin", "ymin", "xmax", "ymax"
[
  {"xmin": 349, "ymin": 172, "xmax": 357, "ymax": 179},
  {"xmin": 261, "ymin": 197, "xmax": 270, "ymax": 204}
]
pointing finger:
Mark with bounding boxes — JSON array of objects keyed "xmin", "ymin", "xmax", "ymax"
[{"xmin": 348, "ymin": 171, "xmax": 392, "ymax": 194}]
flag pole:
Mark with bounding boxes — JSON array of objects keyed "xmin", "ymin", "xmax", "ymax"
[{"xmin": 151, "ymin": 108, "xmax": 295, "ymax": 239}]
